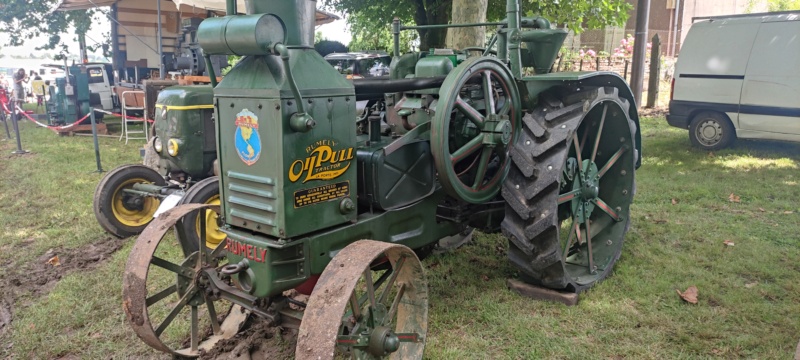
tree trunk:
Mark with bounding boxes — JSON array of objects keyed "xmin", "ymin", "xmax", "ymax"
[
  {"xmin": 413, "ymin": 0, "xmax": 452, "ymax": 51},
  {"xmin": 446, "ymin": 0, "xmax": 488, "ymax": 50}
]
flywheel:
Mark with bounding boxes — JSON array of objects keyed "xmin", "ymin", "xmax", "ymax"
[{"xmin": 431, "ymin": 56, "xmax": 522, "ymax": 204}]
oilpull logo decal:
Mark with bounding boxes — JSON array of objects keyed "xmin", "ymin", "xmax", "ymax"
[
  {"xmin": 234, "ymin": 109, "xmax": 262, "ymax": 166},
  {"xmin": 288, "ymin": 139, "xmax": 354, "ymax": 183}
]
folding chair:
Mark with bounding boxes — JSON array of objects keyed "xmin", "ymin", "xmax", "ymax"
[{"xmin": 119, "ymin": 90, "xmax": 148, "ymax": 144}]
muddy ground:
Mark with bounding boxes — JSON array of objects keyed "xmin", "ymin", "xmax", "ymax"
[{"xmin": 0, "ymin": 238, "xmax": 123, "ymax": 341}]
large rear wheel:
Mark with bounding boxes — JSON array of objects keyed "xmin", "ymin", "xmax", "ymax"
[
  {"xmin": 502, "ymin": 86, "xmax": 638, "ymax": 292},
  {"xmin": 94, "ymin": 164, "xmax": 166, "ymax": 238}
]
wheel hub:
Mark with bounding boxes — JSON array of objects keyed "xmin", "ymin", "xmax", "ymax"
[
  {"xmin": 569, "ymin": 160, "xmax": 600, "ymax": 223},
  {"xmin": 698, "ymin": 120, "xmax": 722, "ymax": 145},
  {"xmin": 368, "ymin": 326, "xmax": 400, "ymax": 356}
]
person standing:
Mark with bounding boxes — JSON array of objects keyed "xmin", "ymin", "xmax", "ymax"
[{"xmin": 12, "ymin": 68, "xmax": 28, "ymax": 105}]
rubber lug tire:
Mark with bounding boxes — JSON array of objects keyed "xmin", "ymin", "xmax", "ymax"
[
  {"xmin": 93, "ymin": 164, "xmax": 167, "ymax": 238},
  {"xmin": 501, "ymin": 86, "xmax": 638, "ymax": 293}
]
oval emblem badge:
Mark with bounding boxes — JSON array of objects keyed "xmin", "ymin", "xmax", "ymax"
[{"xmin": 234, "ymin": 109, "xmax": 262, "ymax": 166}]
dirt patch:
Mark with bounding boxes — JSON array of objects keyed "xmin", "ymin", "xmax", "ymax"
[
  {"xmin": 0, "ymin": 237, "xmax": 123, "ymax": 338},
  {"xmin": 638, "ymin": 106, "xmax": 668, "ymax": 118},
  {"xmin": 199, "ymin": 318, "xmax": 296, "ymax": 360}
]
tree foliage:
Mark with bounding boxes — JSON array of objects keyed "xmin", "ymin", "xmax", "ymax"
[
  {"xmin": 315, "ymin": 40, "xmax": 349, "ymax": 57},
  {"xmin": 323, "ymin": 0, "xmax": 632, "ymax": 53},
  {"xmin": 0, "ymin": 0, "xmax": 98, "ymax": 56},
  {"xmin": 763, "ymin": 0, "xmax": 800, "ymax": 10},
  {"xmin": 526, "ymin": 0, "xmax": 632, "ymax": 33}
]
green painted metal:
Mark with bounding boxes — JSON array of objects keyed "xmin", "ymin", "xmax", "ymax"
[
  {"xmin": 197, "ymin": 14, "xmax": 286, "ymax": 56},
  {"xmin": 153, "ymin": 86, "xmax": 216, "ymax": 179}
]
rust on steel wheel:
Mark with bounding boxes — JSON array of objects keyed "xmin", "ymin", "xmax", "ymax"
[
  {"xmin": 122, "ymin": 203, "xmax": 246, "ymax": 358},
  {"xmin": 297, "ymin": 240, "xmax": 428, "ymax": 359}
]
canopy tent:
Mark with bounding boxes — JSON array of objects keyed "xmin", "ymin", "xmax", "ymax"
[{"xmin": 55, "ymin": 0, "xmax": 340, "ymax": 25}]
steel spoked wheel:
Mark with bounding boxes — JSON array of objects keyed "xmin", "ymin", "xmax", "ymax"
[
  {"xmin": 178, "ymin": 176, "xmax": 225, "ymax": 251},
  {"xmin": 502, "ymin": 86, "xmax": 637, "ymax": 292},
  {"xmin": 297, "ymin": 240, "xmax": 428, "ymax": 359},
  {"xmin": 122, "ymin": 204, "xmax": 245, "ymax": 358},
  {"xmin": 94, "ymin": 164, "xmax": 167, "ymax": 238},
  {"xmin": 432, "ymin": 56, "xmax": 521, "ymax": 204}
]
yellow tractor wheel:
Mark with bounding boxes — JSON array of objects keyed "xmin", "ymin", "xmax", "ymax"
[
  {"xmin": 178, "ymin": 176, "xmax": 224, "ymax": 251},
  {"xmin": 93, "ymin": 164, "xmax": 167, "ymax": 238}
]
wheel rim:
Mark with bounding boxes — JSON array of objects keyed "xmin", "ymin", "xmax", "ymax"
[
  {"xmin": 195, "ymin": 195, "xmax": 225, "ymax": 249},
  {"xmin": 297, "ymin": 240, "xmax": 427, "ymax": 359},
  {"xmin": 122, "ymin": 204, "xmax": 243, "ymax": 358},
  {"xmin": 111, "ymin": 178, "xmax": 161, "ymax": 227},
  {"xmin": 432, "ymin": 56, "xmax": 521, "ymax": 204},
  {"xmin": 695, "ymin": 119, "xmax": 723, "ymax": 146},
  {"xmin": 556, "ymin": 101, "xmax": 634, "ymax": 285}
]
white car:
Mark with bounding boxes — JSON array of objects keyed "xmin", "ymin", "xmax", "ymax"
[{"xmin": 667, "ymin": 11, "xmax": 800, "ymax": 150}]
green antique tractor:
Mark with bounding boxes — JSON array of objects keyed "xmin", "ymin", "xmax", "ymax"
[
  {"xmin": 93, "ymin": 86, "xmax": 225, "ymax": 249},
  {"xmin": 121, "ymin": 0, "xmax": 642, "ymax": 358}
]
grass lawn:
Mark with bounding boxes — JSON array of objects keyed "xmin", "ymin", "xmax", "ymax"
[{"xmin": 0, "ymin": 111, "xmax": 798, "ymax": 359}]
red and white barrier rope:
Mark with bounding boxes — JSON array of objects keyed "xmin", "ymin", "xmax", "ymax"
[
  {"xmin": 14, "ymin": 105, "xmax": 92, "ymax": 132},
  {"xmin": 93, "ymin": 108, "xmax": 154, "ymax": 123}
]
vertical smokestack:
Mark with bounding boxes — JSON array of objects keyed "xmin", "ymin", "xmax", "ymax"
[{"xmin": 244, "ymin": 0, "xmax": 316, "ymax": 47}]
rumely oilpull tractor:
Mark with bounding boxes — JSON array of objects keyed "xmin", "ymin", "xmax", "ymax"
[{"xmin": 122, "ymin": 0, "xmax": 642, "ymax": 357}]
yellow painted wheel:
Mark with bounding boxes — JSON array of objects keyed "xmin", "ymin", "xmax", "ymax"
[
  {"xmin": 94, "ymin": 164, "xmax": 167, "ymax": 238},
  {"xmin": 111, "ymin": 178, "xmax": 161, "ymax": 227},
  {"xmin": 179, "ymin": 176, "xmax": 223, "ymax": 252},
  {"xmin": 195, "ymin": 194, "xmax": 225, "ymax": 249}
]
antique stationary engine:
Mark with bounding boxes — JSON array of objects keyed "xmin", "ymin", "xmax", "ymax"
[{"xmin": 121, "ymin": 0, "xmax": 642, "ymax": 358}]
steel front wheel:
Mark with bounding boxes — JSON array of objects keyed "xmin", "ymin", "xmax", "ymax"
[
  {"xmin": 94, "ymin": 164, "xmax": 167, "ymax": 238},
  {"xmin": 178, "ymin": 176, "xmax": 225, "ymax": 251},
  {"xmin": 689, "ymin": 111, "xmax": 735, "ymax": 150},
  {"xmin": 122, "ymin": 204, "xmax": 245, "ymax": 358},
  {"xmin": 502, "ymin": 86, "xmax": 638, "ymax": 292},
  {"xmin": 297, "ymin": 240, "xmax": 428, "ymax": 359}
]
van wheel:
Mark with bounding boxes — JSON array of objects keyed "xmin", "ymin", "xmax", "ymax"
[{"xmin": 689, "ymin": 112, "xmax": 735, "ymax": 150}]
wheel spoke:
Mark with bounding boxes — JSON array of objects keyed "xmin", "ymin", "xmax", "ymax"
[
  {"xmin": 379, "ymin": 257, "xmax": 405, "ymax": 304},
  {"xmin": 154, "ymin": 286, "xmax": 194, "ymax": 336},
  {"xmin": 563, "ymin": 219, "xmax": 579, "ymax": 261},
  {"xmin": 584, "ymin": 206, "xmax": 595, "ymax": 274},
  {"xmin": 363, "ymin": 269, "xmax": 376, "ymax": 309},
  {"xmin": 190, "ymin": 305, "xmax": 199, "ymax": 352},
  {"xmin": 205, "ymin": 295, "xmax": 221, "ymax": 335},
  {"xmin": 198, "ymin": 211, "xmax": 207, "ymax": 266},
  {"xmin": 451, "ymin": 135, "xmax": 483, "ymax": 164},
  {"xmin": 593, "ymin": 198, "xmax": 620, "ymax": 221},
  {"xmin": 596, "ymin": 146, "xmax": 628, "ymax": 179},
  {"xmin": 349, "ymin": 292, "xmax": 361, "ymax": 319},
  {"xmin": 471, "ymin": 147, "xmax": 493, "ymax": 189},
  {"xmin": 482, "ymin": 71, "xmax": 496, "ymax": 116},
  {"xmin": 455, "ymin": 96, "xmax": 484, "ymax": 127},
  {"xmin": 572, "ymin": 133, "xmax": 583, "ymax": 169},
  {"xmin": 558, "ymin": 189, "xmax": 581, "ymax": 205},
  {"xmin": 383, "ymin": 283, "xmax": 406, "ymax": 326},
  {"xmin": 590, "ymin": 104, "xmax": 608, "ymax": 164},
  {"xmin": 151, "ymin": 256, "xmax": 191, "ymax": 278},
  {"xmin": 145, "ymin": 285, "xmax": 177, "ymax": 307}
]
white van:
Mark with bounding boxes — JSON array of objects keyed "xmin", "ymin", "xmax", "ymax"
[{"xmin": 667, "ymin": 12, "xmax": 800, "ymax": 150}]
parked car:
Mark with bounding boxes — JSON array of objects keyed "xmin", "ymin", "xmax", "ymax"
[
  {"xmin": 667, "ymin": 11, "xmax": 800, "ymax": 150},
  {"xmin": 324, "ymin": 52, "xmax": 391, "ymax": 79}
]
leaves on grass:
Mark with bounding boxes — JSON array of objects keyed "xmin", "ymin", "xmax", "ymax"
[
  {"xmin": 758, "ymin": 207, "xmax": 766, "ymax": 212},
  {"xmin": 723, "ymin": 240, "xmax": 735, "ymax": 247},
  {"xmin": 676, "ymin": 285, "xmax": 698, "ymax": 304},
  {"xmin": 653, "ymin": 219, "xmax": 668, "ymax": 224},
  {"xmin": 671, "ymin": 198, "xmax": 678, "ymax": 205},
  {"xmin": 783, "ymin": 211, "xmax": 794, "ymax": 215},
  {"xmin": 728, "ymin": 193, "xmax": 741, "ymax": 203},
  {"xmin": 46, "ymin": 255, "xmax": 60, "ymax": 267},
  {"xmin": 745, "ymin": 281, "xmax": 758, "ymax": 289},
  {"xmin": 480, "ymin": 275, "xmax": 490, "ymax": 282}
]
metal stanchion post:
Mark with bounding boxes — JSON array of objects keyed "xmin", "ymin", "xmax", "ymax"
[
  {"xmin": 11, "ymin": 105, "xmax": 29, "ymax": 155},
  {"xmin": 1, "ymin": 106, "xmax": 11, "ymax": 139},
  {"xmin": 90, "ymin": 109, "xmax": 104, "ymax": 173}
]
